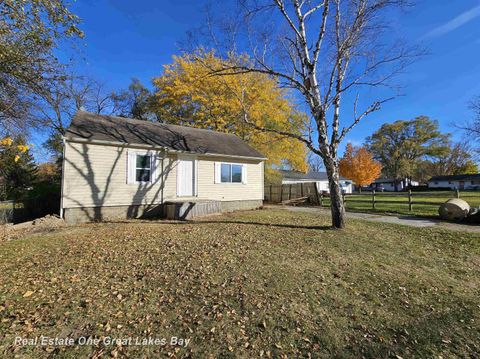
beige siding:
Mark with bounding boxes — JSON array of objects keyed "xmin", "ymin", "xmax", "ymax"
[
  {"xmin": 62, "ymin": 141, "xmax": 177, "ymax": 208},
  {"xmin": 196, "ymin": 156, "xmax": 263, "ymax": 201},
  {"xmin": 62, "ymin": 141, "xmax": 264, "ymax": 208}
]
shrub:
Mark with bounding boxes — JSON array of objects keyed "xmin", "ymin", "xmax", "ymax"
[{"xmin": 24, "ymin": 181, "xmax": 61, "ymax": 218}]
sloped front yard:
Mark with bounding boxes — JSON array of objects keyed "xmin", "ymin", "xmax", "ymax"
[{"xmin": 0, "ymin": 209, "xmax": 479, "ymax": 358}]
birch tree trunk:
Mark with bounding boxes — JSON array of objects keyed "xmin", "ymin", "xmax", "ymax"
[{"xmin": 324, "ymin": 157, "xmax": 345, "ymax": 228}]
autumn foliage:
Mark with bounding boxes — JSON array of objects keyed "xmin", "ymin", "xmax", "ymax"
[
  {"xmin": 151, "ymin": 51, "xmax": 308, "ymax": 180},
  {"xmin": 1, "ymin": 136, "xmax": 29, "ymax": 162},
  {"xmin": 339, "ymin": 144, "xmax": 382, "ymax": 187}
]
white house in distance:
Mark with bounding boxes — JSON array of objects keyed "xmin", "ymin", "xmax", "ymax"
[
  {"xmin": 280, "ymin": 170, "xmax": 353, "ymax": 194},
  {"xmin": 61, "ymin": 111, "xmax": 266, "ymax": 223},
  {"xmin": 370, "ymin": 178, "xmax": 420, "ymax": 192},
  {"xmin": 428, "ymin": 174, "xmax": 480, "ymax": 190}
]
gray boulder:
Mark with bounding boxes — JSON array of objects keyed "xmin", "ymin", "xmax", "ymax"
[{"xmin": 438, "ymin": 198, "xmax": 470, "ymax": 221}]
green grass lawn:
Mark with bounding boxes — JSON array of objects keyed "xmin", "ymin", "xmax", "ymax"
[
  {"xmin": 1, "ymin": 209, "xmax": 479, "ymax": 358},
  {"xmin": 322, "ymin": 191, "xmax": 480, "ymax": 217}
]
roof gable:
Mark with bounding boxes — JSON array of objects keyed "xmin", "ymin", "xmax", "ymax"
[
  {"xmin": 65, "ymin": 111, "xmax": 266, "ymax": 159},
  {"xmin": 280, "ymin": 170, "xmax": 349, "ymax": 181}
]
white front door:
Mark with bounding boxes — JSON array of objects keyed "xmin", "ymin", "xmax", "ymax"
[{"xmin": 177, "ymin": 156, "xmax": 196, "ymax": 197}]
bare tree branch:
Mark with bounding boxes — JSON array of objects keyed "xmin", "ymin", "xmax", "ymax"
[
  {"xmin": 304, "ymin": 1, "xmax": 326, "ymax": 18},
  {"xmin": 273, "ymin": 0, "xmax": 303, "ymax": 39},
  {"xmin": 338, "ymin": 96, "xmax": 395, "ymax": 143},
  {"xmin": 192, "ymin": 0, "xmax": 420, "ymax": 228}
]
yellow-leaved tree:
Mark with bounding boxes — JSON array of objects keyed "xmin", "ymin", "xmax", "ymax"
[
  {"xmin": 1, "ymin": 136, "xmax": 29, "ymax": 162},
  {"xmin": 151, "ymin": 51, "xmax": 308, "ymax": 182},
  {"xmin": 339, "ymin": 143, "xmax": 382, "ymax": 190}
]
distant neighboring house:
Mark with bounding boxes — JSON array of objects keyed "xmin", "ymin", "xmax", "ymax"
[
  {"xmin": 280, "ymin": 170, "xmax": 353, "ymax": 194},
  {"xmin": 370, "ymin": 178, "xmax": 419, "ymax": 192},
  {"xmin": 61, "ymin": 111, "xmax": 266, "ymax": 223},
  {"xmin": 428, "ymin": 174, "xmax": 480, "ymax": 190}
]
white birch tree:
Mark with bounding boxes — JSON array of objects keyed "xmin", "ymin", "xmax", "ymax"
[{"xmin": 200, "ymin": 0, "xmax": 418, "ymax": 228}]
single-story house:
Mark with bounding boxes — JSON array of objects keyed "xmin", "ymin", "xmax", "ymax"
[
  {"xmin": 428, "ymin": 174, "xmax": 480, "ymax": 190},
  {"xmin": 61, "ymin": 111, "xmax": 266, "ymax": 224},
  {"xmin": 280, "ymin": 170, "xmax": 353, "ymax": 194},
  {"xmin": 369, "ymin": 178, "xmax": 419, "ymax": 192}
]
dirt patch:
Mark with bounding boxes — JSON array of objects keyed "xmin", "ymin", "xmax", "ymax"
[{"xmin": 0, "ymin": 214, "xmax": 66, "ymax": 241}]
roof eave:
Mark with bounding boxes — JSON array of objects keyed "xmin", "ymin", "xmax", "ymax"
[{"xmin": 63, "ymin": 136, "xmax": 268, "ymax": 161}]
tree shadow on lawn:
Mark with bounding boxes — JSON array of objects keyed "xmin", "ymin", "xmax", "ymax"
[
  {"xmin": 107, "ymin": 218, "xmax": 332, "ymax": 231},
  {"xmin": 191, "ymin": 220, "xmax": 332, "ymax": 231}
]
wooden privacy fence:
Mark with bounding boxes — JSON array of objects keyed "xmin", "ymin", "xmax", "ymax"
[
  {"xmin": 0, "ymin": 196, "xmax": 59, "ymax": 224},
  {"xmin": 264, "ymin": 183, "xmax": 352, "ymax": 206},
  {"xmin": 0, "ymin": 201, "xmax": 27, "ymax": 224},
  {"xmin": 265, "ymin": 184, "xmax": 465, "ymax": 212},
  {"xmin": 265, "ymin": 183, "xmax": 322, "ymax": 205}
]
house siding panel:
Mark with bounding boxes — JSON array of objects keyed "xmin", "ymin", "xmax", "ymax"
[
  {"xmin": 428, "ymin": 180, "xmax": 479, "ymax": 190},
  {"xmin": 196, "ymin": 155, "xmax": 263, "ymax": 201},
  {"xmin": 62, "ymin": 141, "xmax": 177, "ymax": 208}
]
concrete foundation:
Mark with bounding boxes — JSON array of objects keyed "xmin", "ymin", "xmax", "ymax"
[
  {"xmin": 63, "ymin": 199, "xmax": 262, "ymax": 224},
  {"xmin": 219, "ymin": 200, "xmax": 263, "ymax": 212},
  {"xmin": 63, "ymin": 204, "xmax": 164, "ymax": 225},
  {"xmin": 165, "ymin": 201, "xmax": 221, "ymax": 220}
]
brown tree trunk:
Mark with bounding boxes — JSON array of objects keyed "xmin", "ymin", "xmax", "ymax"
[{"xmin": 324, "ymin": 159, "xmax": 346, "ymax": 229}]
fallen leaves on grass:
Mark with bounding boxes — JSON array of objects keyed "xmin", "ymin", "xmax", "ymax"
[
  {"xmin": 0, "ymin": 209, "xmax": 478, "ymax": 358},
  {"xmin": 22, "ymin": 291, "xmax": 34, "ymax": 298}
]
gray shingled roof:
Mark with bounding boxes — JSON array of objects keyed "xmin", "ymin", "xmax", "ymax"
[
  {"xmin": 280, "ymin": 170, "xmax": 349, "ymax": 181},
  {"xmin": 373, "ymin": 178, "xmax": 396, "ymax": 183},
  {"xmin": 65, "ymin": 111, "xmax": 266, "ymax": 159},
  {"xmin": 429, "ymin": 174, "xmax": 480, "ymax": 182}
]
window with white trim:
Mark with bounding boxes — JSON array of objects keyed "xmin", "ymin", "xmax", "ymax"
[
  {"xmin": 127, "ymin": 151, "xmax": 158, "ymax": 184},
  {"xmin": 221, "ymin": 163, "xmax": 242, "ymax": 183},
  {"xmin": 215, "ymin": 162, "xmax": 246, "ymax": 184},
  {"xmin": 136, "ymin": 154, "xmax": 152, "ymax": 182}
]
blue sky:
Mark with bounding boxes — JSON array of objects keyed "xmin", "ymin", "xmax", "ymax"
[
  {"xmin": 46, "ymin": 0, "xmax": 480, "ymax": 157},
  {"xmin": 63, "ymin": 0, "xmax": 202, "ymax": 89}
]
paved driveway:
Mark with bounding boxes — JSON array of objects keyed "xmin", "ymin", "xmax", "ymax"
[{"xmin": 269, "ymin": 205, "xmax": 480, "ymax": 233}]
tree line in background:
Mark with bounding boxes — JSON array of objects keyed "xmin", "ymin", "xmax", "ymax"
[
  {"xmin": 336, "ymin": 116, "xmax": 478, "ymax": 191},
  {"xmin": 368, "ymin": 116, "xmax": 477, "ymax": 186}
]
